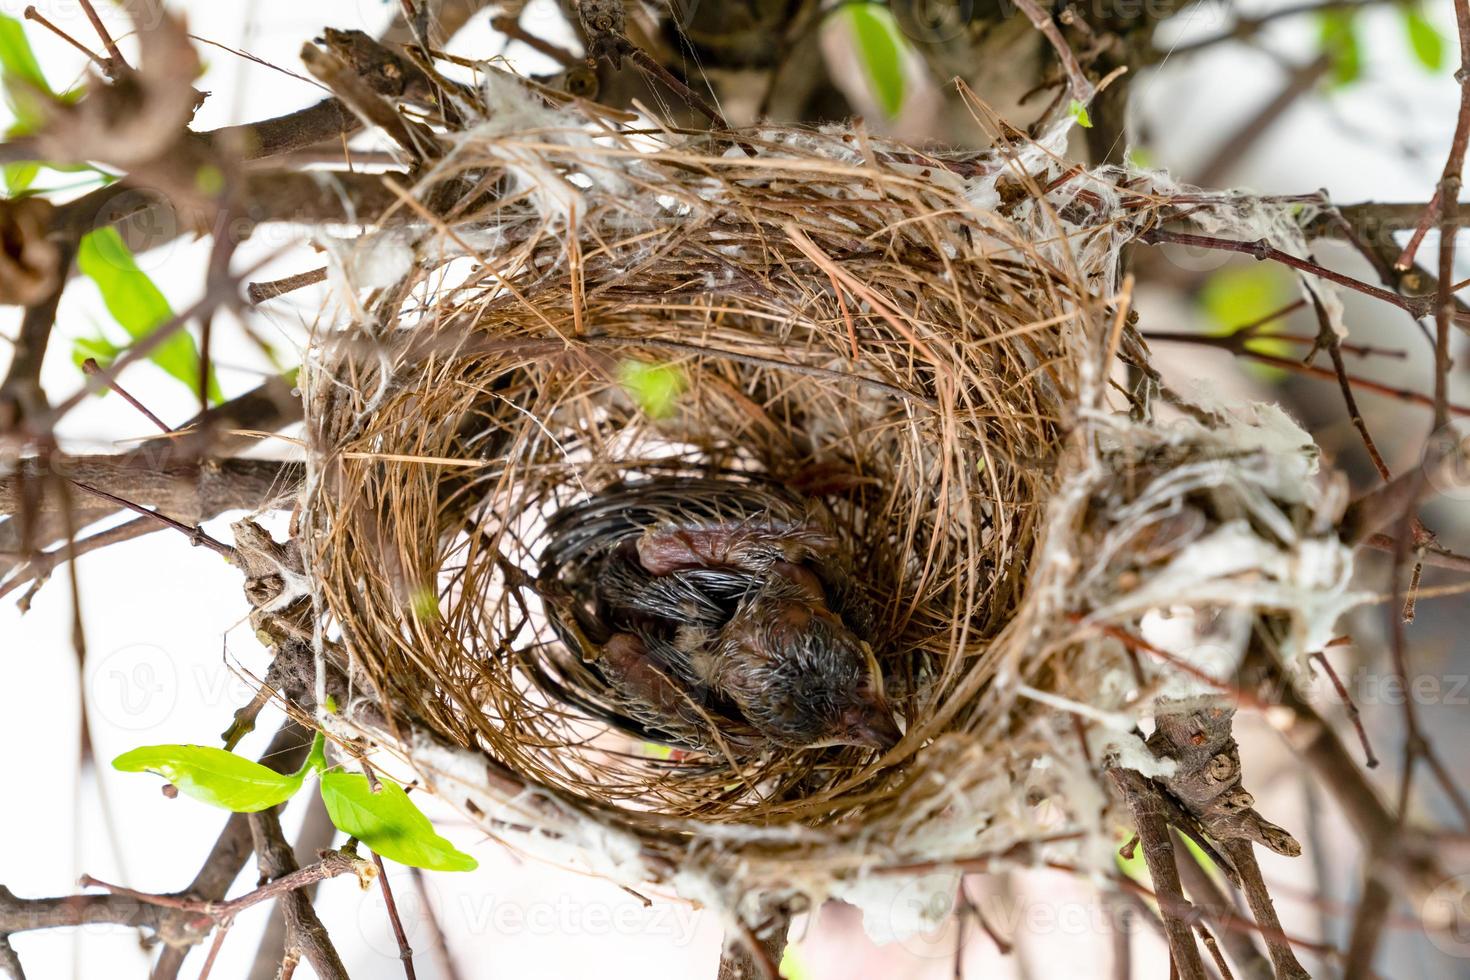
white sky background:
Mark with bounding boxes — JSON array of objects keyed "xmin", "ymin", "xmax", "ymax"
[{"xmin": 0, "ymin": 0, "xmax": 1465, "ymax": 977}]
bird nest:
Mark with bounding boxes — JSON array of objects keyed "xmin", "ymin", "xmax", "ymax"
[{"xmin": 292, "ymin": 78, "xmax": 1361, "ymax": 932}]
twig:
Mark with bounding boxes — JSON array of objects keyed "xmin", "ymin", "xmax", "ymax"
[
  {"xmin": 1309, "ymin": 651, "xmax": 1379, "ymax": 769},
  {"xmin": 247, "ymin": 267, "xmax": 328, "ymax": 305},
  {"xmin": 717, "ymin": 909, "xmax": 788, "ymax": 980},
  {"xmin": 78, "ymin": 849, "xmax": 372, "ymax": 926},
  {"xmin": 68, "ymin": 480, "xmax": 236, "ymax": 559},
  {"xmin": 75, "ymin": 0, "xmax": 126, "ymax": 73},
  {"xmin": 195, "ymin": 923, "xmax": 232, "ymax": 980},
  {"xmin": 1139, "ymin": 228, "xmax": 1444, "ymax": 320},
  {"xmin": 0, "ymin": 515, "xmax": 159, "ymax": 606},
  {"xmin": 1219, "ymin": 840, "xmax": 1310, "ymax": 979},
  {"xmin": 22, "ymin": 6, "xmax": 111, "ymax": 74},
  {"xmin": 1195, "ymin": 55, "xmax": 1332, "ymax": 187},
  {"xmin": 1011, "ymin": 0, "xmax": 1095, "ymax": 101},
  {"xmin": 80, "ymin": 358, "xmax": 172, "ymax": 434},
  {"xmin": 1145, "ymin": 331, "xmax": 1470, "ymax": 418},
  {"xmin": 248, "ymin": 806, "xmax": 350, "ymax": 980},
  {"xmin": 1172, "ymin": 834, "xmax": 1274, "ymax": 980},
  {"xmin": 370, "ymin": 853, "xmax": 417, "ymax": 979},
  {"xmin": 411, "ymin": 868, "xmax": 462, "ymax": 980},
  {"xmin": 1394, "ymin": 188, "xmax": 1440, "ymax": 271},
  {"xmin": 1108, "ymin": 770, "xmax": 1207, "ymax": 980},
  {"xmin": 1171, "ymin": 0, "xmax": 1397, "ymax": 55}
]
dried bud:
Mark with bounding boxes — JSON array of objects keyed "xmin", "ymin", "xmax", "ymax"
[
  {"xmin": 577, "ymin": 0, "xmax": 628, "ymax": 66},
  {"xmin": 0, "ymin": 197, "xmax": 61, "ymax": 306}
]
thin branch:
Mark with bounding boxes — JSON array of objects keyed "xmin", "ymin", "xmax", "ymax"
[
  {"xmin": 80, "ymin": 358, "xmax": 172, "ymax": 434},
  {"xmin": 1172, "ymin": 834, "xmax": 1273, "ymax": 980},
  {"xmin": 248, "ymin": 807, "xmax": 349, "ymax": 980},
  {"xmin": 79, "ymin": 849, "xmax": 372, "ymax": 926},
  {"xmin": 67, "ymin": 480, "xmax": 237, "ymax": 559},
  {"xmin": 1309, "ymin": 651, "xmax": 1379, "ymax": 769},
  {"xmin": 370, "ymin": 853, "xmax": 417, "ymax": 979},
  {"xmin": 1219, "ymin": 840, "xmax": 1310, "ymax": 980},
  {"xmin": 1012, "ymin": 0, "xmax": 1095, "ymax": 101},
  {"xmin": 1109, "ymin": 770, "xmax": 1208, "ymax": 980},
  {"xmin": 1140, "ymin": 227, "xmax": 1443, "ymax": 320}
]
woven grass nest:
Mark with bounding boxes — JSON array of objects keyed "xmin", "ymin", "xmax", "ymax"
[{"xmin": 293, "ymin": 78, "xmax": 1359, "ymax": 932}]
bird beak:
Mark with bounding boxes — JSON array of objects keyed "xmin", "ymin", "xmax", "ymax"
[{"xmin": 845, "ymin": 704, "xmax": 903, "ymax": 752}]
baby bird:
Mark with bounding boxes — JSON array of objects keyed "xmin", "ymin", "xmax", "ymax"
[{"xmin": 537, "ymin": 477, "xmax": 902, "ymax": 753}]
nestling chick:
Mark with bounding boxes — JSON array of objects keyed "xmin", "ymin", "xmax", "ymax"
[{"xmin": 537, "ymin": 477, "xmax": 901, "ymax": 752}]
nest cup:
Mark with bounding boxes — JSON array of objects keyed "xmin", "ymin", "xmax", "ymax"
[{"xmin": 298, "ymin": 81, "xmax": 1343, "ymax": 914}]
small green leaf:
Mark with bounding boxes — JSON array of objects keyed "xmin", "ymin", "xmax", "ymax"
[
  {"xmin": 1125, "ymin": 146, "xmax": 1154, "ymax": 169},
  {"xmin": 4, "ymin": 159, "xmax": 39, "ymax": 194},
  {"xmin": 1317, "ymin": 10, "xmax": 1363, "ymax": 88},
  {"xmin": 618, "ymin": 359, "xmax": 684, "ymax": 419},
  {"xmin": 113, "ymin": 744, "xmax": 306, "ymax": 812},
  {"xmin": 1068, "ymin": 99, "xmax": 1093, "ymax": 129},
  {"xmin": 409, "ymin": 585, "xmax": 440, "ymax": 622},
  {"xmin": 0, "ymin": 14, "xmax": 54, "ymax": 137},
  {"xmin": 319, "ymin": 772, "xmax": 478, "ymax": 872},
  {"xmin": 845, "ymin": 4, "xmax": 907, "ymax": 119},
  {"xmin": 1200, "ymin": 265, "xmax": 1295, "ymax": 381},
  {"xmin": 70, "ymin": 332, "xmax": 123, "ymax": 373},
  {"xmin": 77, "ymin": 227, "xmax": 223, "ymax": 404},
  {"xmin": 304, "ymin": 730, "xmax": 328, "ymax": 774},
  {"xmin": 1401, "ymin": 6, "xmax": 1446, "ymax": 72},
  {"xmin": 0, "ymin": 15, "xmax": 46, "ymax": 92},
  {"xmin": 194, "ymin": 163, "xmax": 224, "ymax": 196}
]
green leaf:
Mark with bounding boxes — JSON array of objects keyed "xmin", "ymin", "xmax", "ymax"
[
  {"xmin": 1068, "ymin": 99, "xmax": 1093, "ymax": 129},
  {"xmin": 1402, "ymin": 6, "xmax": 1446, "ymax": 72},
  {"xmin": 0, "ymin": 14, "xmax": 53, "ymax": 134},
  {"xmin": 845, "ymin": 4, "xmax": 907, "ymax": 119},
  {"xmin": 1317, "ymin": 10, "xmax": 1363, "ymax": 87},
  {"xmin": 77, "ymin": 227, "xmax": 223, "ymax": 404},
  {"xmin": 70, "ymin": 332, "xmax": 123, "ymax": 374},
  {"xmin": 113, "ymin": 744, "xmax": 306, "ymax": 812},
  {"xmin": 618, "ymin": 359, "xmax": 684, "ymax": 419},
  {"xmin": 4, "ymin": 159, "xmax": 38, "ymax": 194},
  {"xmin": 319, "ymin": 772, "xmax": 478, "ymax": 872},
  {"xmin": 0, "ymin": 14, "xmax": 49, "ymax": 95},
  {"xmin": 1200, "ymin": 265, "xmax": 1295, "ymax": 381},
  {"xmin": 1201, "ymin": 266, "xmax": 1292, "ymax": 333},
  {"xmin": 305, "ymin": 730, "xmax": 328, "ymax": 774}
]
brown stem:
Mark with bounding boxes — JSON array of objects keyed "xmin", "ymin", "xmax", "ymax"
[
  {"xmin": 248, "ymin": 807, "xmax": 349, "ymax": 980},
  {"xmin": 371, "ymin": 853, "xmax": 418, "ymax": 979},
  {"xmin": 1219, "ymin": 840, "xmax": 1310, "ymax": 980},
  {"xmin": 68, "ymin": 479, "xmax": 236, "ymax": 558},
  {"xmin": 1308, "ymin": 651, "xmax": 1380, "ymax": 769},
  {"xmin": 1109, "ymin": 770, "xmax": 1208, "ymax": 980},
  {"xmin": 1171, "ymin": 834, "xmax": 1274, "ymax": 980}
]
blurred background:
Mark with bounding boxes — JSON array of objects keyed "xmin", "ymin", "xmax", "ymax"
[{"xmin": 0, "ymin": 0, "xmax": 1466, "ymax": 977}]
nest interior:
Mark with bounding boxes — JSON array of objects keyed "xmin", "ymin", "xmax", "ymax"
[
  {"xmin": 302, "ymin": 85, "xmax": 1124, "ymax": 813},
  {"xmin": 296, "ymin": 77, "xmax": 1351, "ymax": 906}
]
